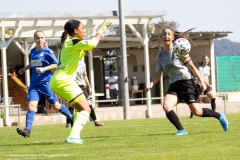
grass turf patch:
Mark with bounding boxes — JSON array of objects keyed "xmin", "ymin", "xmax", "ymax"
[{"xmin": 0, "ymin": 113, "xmax": 239, "ymax": 160}]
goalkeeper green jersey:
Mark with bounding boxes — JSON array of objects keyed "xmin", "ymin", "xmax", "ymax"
[{"xmin": 50, "ymin": 36, "xmax": 96, "ymax": 101}]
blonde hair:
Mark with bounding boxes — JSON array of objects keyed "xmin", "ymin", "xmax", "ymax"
[
  {"xmin": 43, "ymin": 41, "xmax": 48, "ymax": 47},
  {"xmin": 34, "ymin": 30, "xmax": 48, "ymax": 47}
]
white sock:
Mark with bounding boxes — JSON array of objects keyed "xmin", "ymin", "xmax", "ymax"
[{"xmin": 68, "ymin": 110, "xmax": 89, "ymax": 138}]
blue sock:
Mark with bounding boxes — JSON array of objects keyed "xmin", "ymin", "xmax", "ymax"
[
  {"xmin": 59, "ymin": 104, "xmax": 73, "ymax": 120},
  {"xmin": 25, "ymin": 110, "xmax": 35, "ymax": 131}
]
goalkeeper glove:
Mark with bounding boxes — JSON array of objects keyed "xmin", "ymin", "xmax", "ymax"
[{"xmin": 97, "ymin": 19, "xmax": 112, "ymax": 37}]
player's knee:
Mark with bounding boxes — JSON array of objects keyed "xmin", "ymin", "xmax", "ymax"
[
  {"xmin": 28, "ymin": 102, "xmax": 38, "ymax": 111},
  {"xmin": 163, "ymin": 103, "xmax": 172, "ymax": 112},
  {"xmin": 208, "ymin": 94, "xmax": 215, "ymax": 99},
  {"xmin": 83, "ymin": 105, "xmax": 91, "ymax": 113},
  {"xmin": 28, "ymin": 105, "xmax": 37, "ymax": 111},
  {"xmin": 50, "ymin": 102, "xmax": 60, "ymax": 110},
  {"xmin": 192, "ymin": 109, "xmax": 202, "ymax": 116}
]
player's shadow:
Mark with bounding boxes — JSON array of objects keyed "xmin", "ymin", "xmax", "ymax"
[
  {"xmin": 84, "ymin": 132, "xmax": 173, "ymax": 140},
  {"xmin": 0, "ymin": 142, "xmax": 60, "ymax": 147}
]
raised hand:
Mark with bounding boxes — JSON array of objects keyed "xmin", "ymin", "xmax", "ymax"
[{"xmin": 97, "ymin": 19, "xmax": 112, "ymax": 37}]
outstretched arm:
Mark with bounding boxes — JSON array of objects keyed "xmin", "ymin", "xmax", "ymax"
[{"xmin": 91, "ymin": 20, "xmax": 112, "ymax": 46}]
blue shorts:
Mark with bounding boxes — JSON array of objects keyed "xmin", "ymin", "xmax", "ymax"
[{"xmin": 28, "ymin": 81, "xmax": 58, "ymax": 104}]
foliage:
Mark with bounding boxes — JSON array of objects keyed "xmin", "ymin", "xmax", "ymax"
[
  {"xmin": 111, "ymin": 17, "xmax": 180, "ymax": 36},
  {"xmin": 109, "ymin": 61, "xmax": 117, "ymax": 71},
  {"xmin": 8, "ymin": 68, "xmax": 16, "ymax": 74},
  {"xmin": 150, "ymin": 17, "xmax": 180, "ymax": 34},
  {"xmin": 0, "ymin": 112, "xmax": 4, "ymax": 119},
  {"xmin": 0, "ymin": 114, "xmax": 240, "ymax": 159},
  {"xmin": 214, "ymin": 38, "xmax": 240, "ymax": 56}
]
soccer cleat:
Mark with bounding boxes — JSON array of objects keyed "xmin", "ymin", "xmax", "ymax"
[
  {"xmin": 219, "ymin": 112, "xmax": 228, "ymax": 131},
  {"xmin": 65, "ymin": 124, "xmax": 71, "ymax": 128},
  {"xmin": 16, "ymin": 128, "xmax": 30, "ymax": 138},
  {"xmin": 94, "ymin": 121, "xmax": 104, "ymax": 126},
  {"xmin": 175, "ymin": 130, "xmax": 188, "ymax": 136},
  {"xmin": 189, "ymin": 115, "xmax": 194, "ymax": 118},
  {"xmin": 65, "ymin": 137, "xmax": 83, "ymax": 144}
]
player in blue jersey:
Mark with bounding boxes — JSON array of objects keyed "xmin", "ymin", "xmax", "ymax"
[
  {"xmin": 16, "ymin": 30, "xmax": 73, "ymax": 138},
  {"xmin": 146, "ymin": 27, "xmax": 228, "ymax": 135}
]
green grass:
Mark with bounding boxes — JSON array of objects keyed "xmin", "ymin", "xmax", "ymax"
[{"xmin": 0, "ymin": 114, "xmax": 240, "ymax": 160}]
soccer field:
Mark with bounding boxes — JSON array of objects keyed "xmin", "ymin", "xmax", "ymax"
[{"xmin": 0, "ymin": 113, "xmax": 240, "ymax": 160}]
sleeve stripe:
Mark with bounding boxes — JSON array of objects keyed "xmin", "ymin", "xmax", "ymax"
[{"xmin": 182, "ymin": 56, "xmax": 192, "ymax": 64}]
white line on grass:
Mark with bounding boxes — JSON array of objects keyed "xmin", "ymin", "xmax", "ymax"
[{"xmin": 7, "ymin": 154, "xmax": 72, "ymax": 158}]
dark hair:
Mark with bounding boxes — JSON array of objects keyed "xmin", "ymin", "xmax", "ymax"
[
  {"xmin": 199, "ymin": 55, "xmax": 209, "ymax": 66},
  {"xmin": 59, "ymin": 19, "xmax": 81, "ymax": 49},
  {"xmin": 161, "ymin": 27, "xmax": 196, "ymax": 46},
  {"xmin": 59, "ymin": 31, "xmax": 68, "ymax": 49}
]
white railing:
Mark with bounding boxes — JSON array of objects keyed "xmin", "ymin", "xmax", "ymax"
[{"xmin": 92, "ymin": 93, "xmax": 227, "ymax": 113}]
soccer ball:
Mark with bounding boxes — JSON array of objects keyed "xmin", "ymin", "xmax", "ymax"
[{"xmin": 173, "ymin": 38, "xmax": 191, "ymax": 57}]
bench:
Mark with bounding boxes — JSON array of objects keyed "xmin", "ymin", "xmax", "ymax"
[
  {"xmin": 129, "ymin": 90, "xmax": 144, "ymax": 104},
  {"xmin": 92, "ymin": 93, "xmax": 105, "ymax": 108}
]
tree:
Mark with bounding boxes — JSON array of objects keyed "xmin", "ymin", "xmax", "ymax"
[
  {"xmin": 150, "ymin": 17, "xmax": 180, "ymax": 34},
  {"xmin": 214, "ymin": 39, "xmax": 240, "ymax": 56},
  {"xmin": 109, "ymin": 61, "xmax": 117, "ymax": 71},
  {"xmin": 109, "ymin": 17, "xmax": 180, "ymax": 36}
]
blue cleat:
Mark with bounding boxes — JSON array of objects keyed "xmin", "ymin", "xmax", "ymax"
[
  {"xmin": 65, "ymin": 137, "xmax": 83, "ymax": 144},
  {"xmin": 175, "ymin": 129, "xmax": 188, "ymax": 136},
  {"xmin": 219, "ymin": 112, "xmax": 228, "ymax": 131}
]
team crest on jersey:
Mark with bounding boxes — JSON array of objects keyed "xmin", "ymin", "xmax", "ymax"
[{"xmin": 39, "ymin": 53, "xmax": 44, "ymax": 56}]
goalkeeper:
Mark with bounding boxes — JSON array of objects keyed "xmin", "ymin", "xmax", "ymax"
[{"xmin": 50, "ymin": 19, "xmax": 111, "ymax": 144}]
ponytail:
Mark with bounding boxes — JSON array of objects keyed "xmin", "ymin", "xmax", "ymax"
[
  {"xmin": 174, "ymin": 27, "xmax": 196, "ymax": 47},
  {"xmin": 59, "ymin": 30, "xmax": 68, "ymax": 49},
  {"xmin": 161, "ymin": 27, "xmax": 196, "ymax": 47},
  {"xmin": 59, "ymin": 19, "xmax": 81, "ymax": 49}
]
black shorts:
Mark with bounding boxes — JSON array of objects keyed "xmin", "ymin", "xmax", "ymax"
[
  {"xmin": 167, "ymin": 79, "xmax": 199, "ymax": 104},
  {"xmin": 79, "ymin": 86, "xmax": 90, "ymax": 100},
  {"xmin": 196, "ymin": 84, "xmax": 211, "ymax": 95},
  {"xmin": 110, "ymin": 88, "xmax": 118, "ymax": 98}
]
